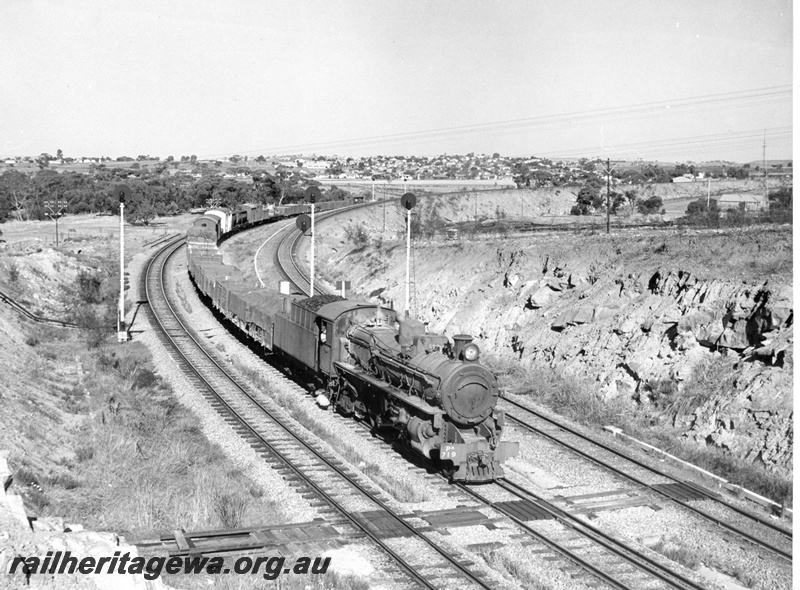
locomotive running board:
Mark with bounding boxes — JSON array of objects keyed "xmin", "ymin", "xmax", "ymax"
[{"xmin": 333, "ymin": 361, "xmax": 440, "ymax": 417}]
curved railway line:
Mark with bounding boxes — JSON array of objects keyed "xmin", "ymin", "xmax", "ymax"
[
  {"xmin": 143, "ymin": 237, "xmax": 497, "ymax": 590},
  {"xmin": 139, "ymin": 205, "xmax": 791, "ymax": 589},
  {"xmin": 276, "ymin": 208, "xmax": 792, "ymax": 575}
]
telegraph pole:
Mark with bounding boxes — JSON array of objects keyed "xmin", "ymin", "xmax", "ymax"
[
  {"xmin": 43, "ymin": 198, "xmax": 68, "ymax": 247},
  {"xmin": 115, "ymin": 185, "xmax": 131, "ymax": 343},
  {"xmin": 598, "ymin": 159, "xmax": 620, "ymax": 234}
]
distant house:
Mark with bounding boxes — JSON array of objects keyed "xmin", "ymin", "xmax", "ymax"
[
  {"xmin": 718, "ymin": 193, "xmax": 767, "ymax": 211},
  {"xmin": 672, "ymin": 174, "xmax": 695, "ymax": 183}
]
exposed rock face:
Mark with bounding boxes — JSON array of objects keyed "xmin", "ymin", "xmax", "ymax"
[{"xmin": 416, "ymin": 245, "xmax": 793, "ymax": 475}]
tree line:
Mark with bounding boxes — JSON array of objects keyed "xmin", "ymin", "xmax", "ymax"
[
  {"xmin": 514, "ymin": 160, "xmax": 754, "ymax": 189},
  {"xmin": 680, "ymin": 187, "xmax": 792, "ymax": 228},
  {"xmin": 569, "ymin": 182, "xmax": 664, "ymax": 216},
  {"xmin": 0, "ymin": 167, "xmax": 356, "ymax": 225}
]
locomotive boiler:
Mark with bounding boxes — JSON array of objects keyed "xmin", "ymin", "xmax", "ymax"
[{"xmin": 330, "ymin": 315, "xmax": 518, "ymax": 481}]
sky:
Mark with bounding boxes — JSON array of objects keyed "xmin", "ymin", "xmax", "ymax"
[{"xmin": 0, "ymin": 0, "xmax": 793, "ymax": 162}]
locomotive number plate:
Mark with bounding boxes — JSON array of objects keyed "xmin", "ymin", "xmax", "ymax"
[{"xmin": 440, "ymin": 445, "xmax": 458, "ymax": 460}]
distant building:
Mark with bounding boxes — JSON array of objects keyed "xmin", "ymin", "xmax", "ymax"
[
  {"xmin": 718, "ymin": 193, "xmax": 767, "ymax": 211},
  {"xmin": 672, "ymin": 174, "xmax": 695, "ymax": 183}
]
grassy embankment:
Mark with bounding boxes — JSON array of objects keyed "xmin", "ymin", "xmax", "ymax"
[{"xmin": 0, "ymin": 245, "xmax": 368, "ymax": 589}]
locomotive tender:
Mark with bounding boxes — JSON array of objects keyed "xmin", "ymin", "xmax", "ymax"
[{"xmin": 186, "ymin": 202, "xmax": 518, "ymax": 482}]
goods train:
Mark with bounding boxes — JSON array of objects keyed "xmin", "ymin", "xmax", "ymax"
[
  {"xmin": 186, "ymin": 202, "xmax": 518, "ymax": 482},
  {"xmin": 186, "ymin": 200, "xmax": 351, "ymax": 249}
]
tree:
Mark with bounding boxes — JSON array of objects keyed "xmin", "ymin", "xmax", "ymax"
[
  {"xmin": 0, "ymin": 170, "xmax": 33, "ymax": 221},
  {"xmin": 769, "ymin": 187, "xmax": 792, "ymax": 210},
  {"xmin": 56, "ymin": 149, "xmax": 63, "ymax": 160},
  {"xmin": 624, "ymin": 189, "xmax": 638, "ymax": 214},
  {"xmin": 571, "ymin": 184, "xmax": 600, "ymax": 215},
  {"xmin": 129, "ymin": 199, "xmax": 157, "ymax": 225},
  {"xmin": 637, "ymin": 195, "xmax": 663, "ymax": 215},
  {"xmin": 608, "ymin": 191, "xmax": 625, "ymax": 214}
]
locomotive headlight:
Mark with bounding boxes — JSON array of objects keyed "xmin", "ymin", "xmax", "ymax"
[{"xmin": 462, "ymin": 343, "xmax": 480, "ymax": 362}]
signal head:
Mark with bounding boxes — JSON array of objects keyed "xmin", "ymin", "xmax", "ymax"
[
  {"xmin": 305, "ymin": 186, "xmax": 322, "ymax": 203},
  {"xmin": 401, "ymin": 192, "xmax": 416, "ymax": 210},
  {"xmin": 296, "ymin": 213, "xmax": 311, "ymax": 233},
  {"xmin": 114, "ymin": 184, "xmax": 131, "ymax": 204}
]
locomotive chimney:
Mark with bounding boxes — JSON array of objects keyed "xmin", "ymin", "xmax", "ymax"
[{"xmin": 452, "ymin": 334, "xmax": 473, "ymax": 360}]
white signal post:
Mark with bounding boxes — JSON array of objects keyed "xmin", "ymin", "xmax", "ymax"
[
  {"xmin": 305, "ymin": 186, "xmax": 321, "ymax": 298},
  {"xmin": 310, "ymin": 202, "xmax": 315, "ymax": 297},
  {"xmin": 405, "ymin": 207, "xmax": 411, "ymax": 315},
  {"xmin": 401, "ymin": 193, "xmax": 416, "ymax": 317},
  {"xmin": 116, "ymin": 185, "xmax": 130, "ymax": 343}
]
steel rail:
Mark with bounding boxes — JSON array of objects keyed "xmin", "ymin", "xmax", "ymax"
[
  {"xmin": 501, "ymin": 396, "xmax": 792, "ymax": 561},
  {"xmin": 492, "ymin": 479, "xmax": 708, "ymax": 590},
  {"xmin": 457, "ymin": 484, "xmax": 638, "ymax": 590},
  {"xmin": 144, "ymin": 239, "xmax": 491, "ymax": 590}
]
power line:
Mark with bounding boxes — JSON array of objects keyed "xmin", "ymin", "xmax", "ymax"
[
  {"xmin": 198, "ymin": 85, "xmax": 792, "ymax": 158},
  {"xmin": 546, "ymin": 126, "xmax": 793, "ymax": 160}
]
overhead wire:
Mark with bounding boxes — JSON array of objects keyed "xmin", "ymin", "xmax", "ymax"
[
  {"xmin": 198, "ymin": 85, "xmax": 792, "ymax": 158},
  {"xmin": 546, "ymin": 126, "xmax": 793, "ymax": 160}
]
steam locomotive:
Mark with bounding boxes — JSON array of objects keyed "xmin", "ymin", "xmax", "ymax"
[{"xmin": 186, "ymin": 204, "xmax": 518, "ymax": 482}]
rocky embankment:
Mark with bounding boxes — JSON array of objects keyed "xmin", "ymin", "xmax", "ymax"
[
  {"xmin": 457, "ymin": 243, "xmax": 793, "ymax": 473},
  {"xmin": 302, "ymin": 187, "xmax": 793, "ymax": 477},
  {"xmin": 0, "ymin": 453, "xmax": 161, "ymax": 589}
]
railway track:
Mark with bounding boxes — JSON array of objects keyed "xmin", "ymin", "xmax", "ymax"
[
  {"xmin": 142, "ymin": 238, "xmax": 498, "ymax": 589},
  {"xmin": 272, "ymin": 205, "xmax": 792, "ymax": 585},
  {"xmin": 500, "ymin": 396, "xmax": 793, "ymax": 562},
  {"xmin": 459, "ymin": 480, "xmax": 709, "ymax": 590}
]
